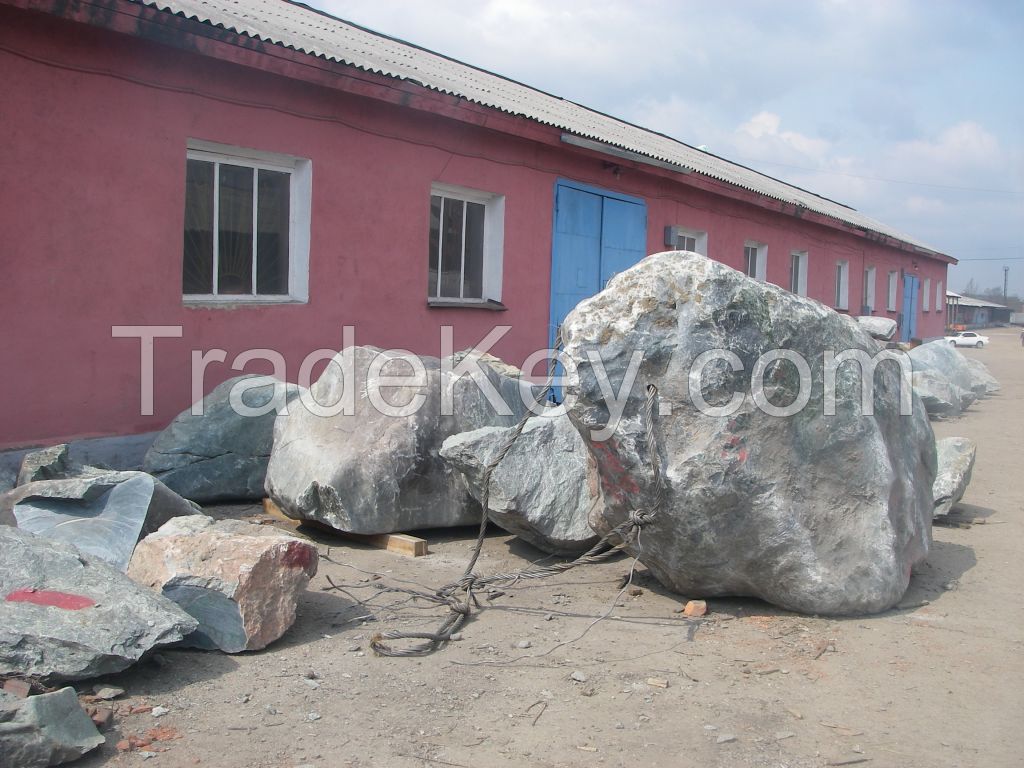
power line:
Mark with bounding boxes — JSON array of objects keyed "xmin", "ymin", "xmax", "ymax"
[{"xmin": 953, "ymin": 256, "xmax": 1024, "ymax": 262}]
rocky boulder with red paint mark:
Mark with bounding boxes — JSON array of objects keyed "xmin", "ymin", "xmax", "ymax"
[
  {"xmin": 0, "ymin": 527, "xmax": 198, "ymax": 682},
  {"xmin": 561, "ymin": 251, "xmax": 936, "ymax": 616},
  {"xmin": 127, "ymin": 516, "xmax": 318, "ymax": 653}
]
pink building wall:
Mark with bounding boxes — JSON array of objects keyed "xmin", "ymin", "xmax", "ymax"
[{"xmin": 0, "ymin": 3, "xmax": 951, "ymax": 450}]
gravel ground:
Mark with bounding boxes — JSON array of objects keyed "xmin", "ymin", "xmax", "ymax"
[{"xmin": 77, "ymin": 329, "xmax": 1023, "ymax": 768}]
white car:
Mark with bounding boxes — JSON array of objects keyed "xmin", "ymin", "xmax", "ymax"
[{"xmin": 944, "ymin": 331, "xmax": 989, "ymax": 348}]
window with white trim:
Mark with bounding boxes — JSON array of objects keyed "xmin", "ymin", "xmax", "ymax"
[
  {"xmin": 665, "ymin": 226, "xmax": 708, "ymax": 256},
  {"xmin": 744, "ymin": 241, "xmax": 767, "ymax": 281},
  {"xmin": 863, "ymin": 266, "xmax": 876, "ymax": 312},
  {"xmin": 789, "ymin": 251, "xmax": 808, "ymax": 296},
  {"xmin": 835, "ymin": 260, "xmax": 850, "ymax": 310},
  {"xmin": 923, "ymin": 277, "xmax": 932, "ymax": 311},
  {"xmin": 183, "ymin": 141, "xmax": 311, "ymax": 302},
  {"xmin": 428, "ymin": 183, "xmax": 505, "ymax": 305},
  {"xmin": 936, "ymin": 281, "xmax": 944, "ymax": 311},
  {"xmin": 887, "ymin": 271, "xmax": 898, "ymax": 311}
]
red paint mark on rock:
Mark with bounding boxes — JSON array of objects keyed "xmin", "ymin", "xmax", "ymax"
[
  {"xmin": 738, "ymin": 447, "xmax": 749, "ymax": 463},
  {"xmin": 281, "ymin": 541, "xmax": 316, "ymax": 573},
  {"xmin": 5, "ymin": 588, "xmax": 96, "ymax": 610}
]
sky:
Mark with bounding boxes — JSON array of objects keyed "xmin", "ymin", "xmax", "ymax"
[{"xmin": 309, "ymin": 0, "xmax": 1024, "ymax": 299}]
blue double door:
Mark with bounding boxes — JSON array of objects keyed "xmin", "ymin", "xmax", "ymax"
[
  {"xmin": 900, "ymin": 275, "xmax": 920, "ymax": 342},
  {"xmin": 549, "ymin": 180, "xmax": 648, "ymax": 347}
]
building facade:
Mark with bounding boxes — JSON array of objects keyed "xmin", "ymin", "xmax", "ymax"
[{"xmin": 0, "ymin": 0, "xmax": 954, "ymax": 450}]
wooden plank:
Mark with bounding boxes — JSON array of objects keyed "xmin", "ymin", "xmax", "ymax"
[{"xmin": 261, "ymin": 498, "xmax": 428, "ymax": 557}]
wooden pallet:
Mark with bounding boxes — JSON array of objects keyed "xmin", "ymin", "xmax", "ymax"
[{"xmin": 261, "ymin": 498, "xmax": 428, "ymax": 557}]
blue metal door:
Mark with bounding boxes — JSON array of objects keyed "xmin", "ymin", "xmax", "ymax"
[
  {"xmin": 900, "ymin": 275, "xmax": 919, "ymax": 342},
  {"xmin": 549, "ymin": 180, "xmax": 647, "ymax": 346}
]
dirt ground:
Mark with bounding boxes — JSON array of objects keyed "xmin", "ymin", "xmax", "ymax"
[{"xmin": 77, "ymin": 329, "xmax": 1023, "ymax": 768}]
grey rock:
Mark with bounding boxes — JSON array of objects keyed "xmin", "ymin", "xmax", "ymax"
[
  {"xmin": 562, "ymin": 251, "xmax": 935, "ymax": 616},
  {"xmin": 1, "ymin": 472, "xmax": 200, "ymax": 572},
  {"xmin": 265, "ymin": 347, "xmax": 533, "ymax": 533},
  {"xmin": 909, "ymin": 341, "xmax": 997, "ymax": 397},
  {"xmin": 0, "ymin": 527, "xmax": 198, "ymax": 683},
  {"xmin": 962, "ymin": 357, "xmax": 1000, "ymax": 395},
  {"xmin": 143, "ymin": 375, "xmax": 300, "ymax": 503},
  {"xmin": 440, "ymin": 415, "xmax": 599, "ymax": 555},
  {"xmin": 932, "ymin": 437, "xmax": 977, "ymax": 517},
  {"xmin": 16, "ymin": 445, "xmax": 79, "ymax": 487},
  {"xmin": 856, "ymin": 316, "xmax": 897, "ymax": 341},
  {"xmin": 0, "ymin": 687, "xmax": 104, "ymax": 767},
  {"xmin": 911, "ymin": 369, "xmax": 975, "ymax": 418}
]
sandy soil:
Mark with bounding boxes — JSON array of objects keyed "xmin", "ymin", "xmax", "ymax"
[{"xmin": 77, "ymin": 329, "xmax": 1024, "ymax": 768}]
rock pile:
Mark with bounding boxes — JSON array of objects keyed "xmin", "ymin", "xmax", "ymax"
[
  {"xmin": 909, "ymin": 341, "xmax": 999, "ymax": 419},
  {"xmin": 562, "ymin": 251, "xmax": 936, "ymax": 615}
]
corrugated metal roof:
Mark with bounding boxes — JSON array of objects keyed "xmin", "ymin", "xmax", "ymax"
[
  {"xmin": 946, "ymin": 291, "xmax": 1006, "ymax": 309},
  {"xmin": 135, "ymin": 0, "xmax": 945, "ymax": 256}
]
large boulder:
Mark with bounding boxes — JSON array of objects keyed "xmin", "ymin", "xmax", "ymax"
[
  {"xmin": 0, "ymin": 527, "xmax": 198, "ymax": 682},
  {"xmin": 561, "ymin": 251, "xmax": 936, "ymax": 616},
  {"xmin": 1, "ymin": 472, "xmax": 200, "ymax": 572},
  {"xmin": 128, "ymin": 516, "xmax": 318, "ymax": 653},
  {"xmin": 857, "ymin": 316, "xmax": 897, "ymax": 341},
  {"xmin": 440, "ymin": 414, "xmax": 599, "ymax": 555},
  {"xmin": 908, "ymin": 341, "xmax": 995, "ymax": 397},
  {"xmin": 962, "ymin": 357, "xmax": 1000, "ymax": 395},
  {"xmin": 0, "ymin": 687, "xmax": 104, "ymax": 767},
  {"xmin": 265, "ymin": 347, "xmax": 534, "ymax": 533},
  {"xmin": 143, "ymin": 375, "xmax": 300, "ymax": 503},
  {"xmin": 911, "ymin": 369, "xmax": 976, "ymax": 418},
  {"xmin": 932, "ymin": 437, "xmax": 977, "ymax": 517}
]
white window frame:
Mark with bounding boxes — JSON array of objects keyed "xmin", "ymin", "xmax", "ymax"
[
  {"xmin": 743, "ymin": 240, "xmax": 767, "ymax": 281},
  {"xmin": 923, "ymin": 277, "xmax": 932, "ymax": 312},
  {"xmin": 863, "ymin": 266, "xmax": 876, "ymax": 312},
  {"xmin": 789, "ymin": 251, "xmax": 808, "ymax": 296},
  {"xmin": 936, "ymin": 281, "xmax": 944, "ymax": 312},
  {"xmin": 665, "ymin": 225, "xmax": 708, "ymax": 257},
  {"xmin": 835, "ymin": 260, "xmax": 850, "ymax": 310},
  {"xmin": 183, "ymin": 140, "xmax": 311, "ymax": 305},
  {"xmin": 428, "ymin": 182, "xmax": 505, "ymax": 307},
  {"xmin": 887, "ymin": 271, "xmax": 898, "ymax": 312}
]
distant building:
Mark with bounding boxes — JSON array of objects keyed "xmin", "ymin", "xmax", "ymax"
[
  {"xmin": 1, "ymin": 0, "xmax": 955, "ymax": 450},
  {"xmin": 945, "ymin": 292, "xmax": 1011, "ymax": 328}
]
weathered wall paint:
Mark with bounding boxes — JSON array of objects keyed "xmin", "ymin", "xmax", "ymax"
[{"xmin": 0, "ymin": 6, "xmax": 950, "ymax": 449}]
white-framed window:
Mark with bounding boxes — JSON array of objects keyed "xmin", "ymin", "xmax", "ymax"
[
  {"xmin": 923, "ymin": 277, "xmax": 932, "ymax": 311},
  {"xmin": 835, "ymin": 260, "xmax": 850, "ymax": 310},
  {"xmin": 936, "ymin": 281, "xmax": 944, "ymax": 311},
  {"xmin": 428, "ymin": 183, "xmax": 505, "ymax": 305},
  {"xmin": 183, "ymin": 140, "xmax": 311, "ymax": 303},
  {"xmin": 744, "ymin": 240, "xmax": 767, "ymax": 281},
  {"xmin": 863, "ymin": 266, "xmax": 876, "ymax": 312},
  {"xmin": 789, "ymin": 251, "xmax": 808, "ymax": 296},
  {"xmin": 664, "ymin": 225, "xmax": 708, "ymax": 256},
  {"xmin": 887, "ymin": 271, "xmax": 898, "ymax": 311}
]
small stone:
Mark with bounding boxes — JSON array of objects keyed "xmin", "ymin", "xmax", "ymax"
[
  {"xmin": 627, "ymin": 586, "xmax": 643, "ymax": 597},
  {"xmin": 151, "ymin": 706, "xmax": 169, "ymax": 718},
  {"xmin": 703, "ymin": 725, "xmax": 718, "ymax": 731},
  {"xmin": 139, "ymin": 751, "xmax": 158, "ymax": 759},
  {"xmin": 544, "ymin": 614, "xmax": 554, "ymax": 621},
  {"xmin": 450, "ymin": 633, "xmax": 463, "ymax": 641},
  {"xmin": 306, "ymin": 712, "xmax": 321, "ymax": 722},
  {"xmin": 570, "ymin": 670, "xmax": 588, "ymax": 683},
  {"xmin": 516, "ymin": 640, "xmax": 532, "ymax": 649},
  {"xmin": 775, "ymin": 731, "xmax": 796, "ymax": 741},
  {"xmin": 90, "ymin": 707, "xmax": 114, "ymax": 730},
  {"xmin": 92, "ymin": 686, "xmax": 125, "ymax": 700},
  {"xmin": 716, "ymin": 734, "xmax": 737, "ymax": 744},
  {"xmin": 302, "ymin": 679, "xmax": 320, "ymax": 690},
  {"xmin": 645, "ymin": 677, "xmax": 669, "ymax": 689},
  {"xmin": 683, "ymin": 600, "xmax": 707, "ymax": 617},
  {"xmin": 347, "ymin": 645, "xmax": 360, "ymax": 652}
]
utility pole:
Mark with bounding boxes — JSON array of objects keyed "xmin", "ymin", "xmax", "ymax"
[{"xmin": 1004, "ymin": 266, "xmax": 1010, "ymax": 304}]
